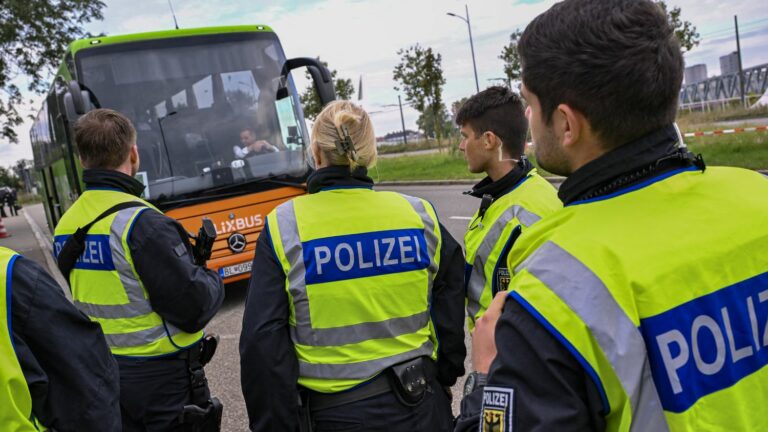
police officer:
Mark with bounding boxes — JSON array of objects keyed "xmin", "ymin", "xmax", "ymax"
[
  {"xmin": 0, "ymin": 246, "xmax": 120, "ymax": 431},
  {"xmin": 240, "ymin": 100, "xmax": 466, "ymax": 431},
  {"xmin": 456, "ymin": 1, "xmax": 768, "ymax": 431},
  {"xmin": 54, "ymin": 109, "xmax": 225, "ymax": 431},
  {"xmin": 457, "ymin": 86, "xmax": 560, "ymax": 329}
]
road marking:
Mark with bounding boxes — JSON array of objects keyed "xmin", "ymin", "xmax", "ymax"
[
  {"xmin": 23, "ymin": 209, "xmax": 71, "ymax": 298},
  {"xmin": 450, "ymin": 216, "xmax": 473, "ymax": 221}
]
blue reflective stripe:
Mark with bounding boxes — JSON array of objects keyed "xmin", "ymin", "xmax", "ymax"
[
  {"xmin": 6, "ymin": 254, "xmax": 18, "ymax": 352},
  {"xmin": 84, "ymin": 186, "xmax": 124, "ymax": 192},
  {"xmin": 52, "ymin": 234, "xmax": 115, "ymax": 271},
  {"xmin": 509, "ymin": 291, "xmax": 611, "ymax": 415},
  {"xmin": 319, "ymin": 185, "xmax": 374, "ymax": 192},
  {"xmin": 303, "ymin": 228, "xmax": 429, "ymax": 284},
  {"xmin": 126, "ymin": 207, "xmax": 150, "ymax": 242},
  {"xmin": 639, "ymin": 271, "xmax": 768, "ymax": 413},
  {"xmin": 569, "ymin": 166, "xmax": 700, "ymax": 206},
  {"xmin": 463, "ymin": 262, "xmax": 473, "ymax": 295},
  {"xmin": 505, "ymin": 174, "xmax": 531, "ymax": 194}
]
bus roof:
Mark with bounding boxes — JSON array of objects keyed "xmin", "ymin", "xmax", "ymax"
[{"xmin": 68, "ymin": 25, "xmax": 274, "ymax": 55}]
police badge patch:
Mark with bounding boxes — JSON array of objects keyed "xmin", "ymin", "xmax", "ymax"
[
  {"xmin": 496, "ymin": 267, "xmax": 511, "ymax": 292},
  {"xmin": 480, "ymin": 386, "xmax": 514, "ymax": 432}
]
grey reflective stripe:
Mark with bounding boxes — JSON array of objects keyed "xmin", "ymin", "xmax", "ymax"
[
  {"xmin": 278, "ymin": 194, "xmax": 438, "ymax": 348},
  {"xmin": 75, "ymin": 207, "xmax": 155, "ymax": 324},
  {"xmin": 104, "ymin": 322, "xmax": 183, "ymax": 348},
  {"xmin": 400, "ymin": 195, "xmax": 439, "ymax": 277},
  {"xmin": 467, "ymin": 205, "xmax": 542, "ymax": 320},
  {"xmin": 299, "ymin": 339, "xmax": 435, "ymax": 379},
  {"xmin": 517, "ymin": 241, "xmax": 669, "ymax": 432},
  {"xmin": 74, "ymin": 300, "xmax": 153, "ymax": 319},
  {"xmin": 291, "ymin": 310, "xmax": 430, "ymax": 347},
  {"xmin": 276, "ymin": 202, "xmax": 312, "ymax": 333}
]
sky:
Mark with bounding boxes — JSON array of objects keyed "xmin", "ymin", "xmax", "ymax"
[{"xmin": 2, "ymin": 0, "xmax": 767, "ymax": 167}]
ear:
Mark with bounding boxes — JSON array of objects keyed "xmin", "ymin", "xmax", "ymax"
[
  {"xmin": 482, "ymin": 131, "xmax": 502, "ymax": 151},
  {"xmin": 129, "ymin": 144, "xmax": 139, "ymax": 164},
  {"xmin": 555, "ymin": 104, "xmax": 589, "ymax": 150}
]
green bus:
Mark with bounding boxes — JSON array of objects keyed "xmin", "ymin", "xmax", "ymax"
[{"xmin": 29, "ymin": 25, "xmax": 334, "ymax": 284}]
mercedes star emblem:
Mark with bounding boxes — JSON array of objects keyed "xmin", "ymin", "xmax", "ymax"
[{"xmin": 227, "ymin": 232, "xmax": 247, "ymax": 253}]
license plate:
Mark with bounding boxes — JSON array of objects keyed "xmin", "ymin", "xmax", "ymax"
[{"xmin": 219, "ymin": 261, "xmax": 252, "ymax": 278}]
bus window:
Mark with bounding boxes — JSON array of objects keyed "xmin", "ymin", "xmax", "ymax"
[{"xmin": 77, "ymin": 35, "xmax": 308, "ymax": 200}]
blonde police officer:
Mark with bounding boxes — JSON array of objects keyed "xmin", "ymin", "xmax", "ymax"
[
  {"xmin": 457, "ymin": 0, "xmax": 768, "ymax": 431},
  {"xmin": 240, "ymin": 100, "xmax": 466, "ymax": 432}
]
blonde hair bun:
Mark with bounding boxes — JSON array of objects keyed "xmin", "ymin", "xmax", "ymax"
[{"xmin": 311, "ymin": 100, "xmax": 377, "ymax": 169}]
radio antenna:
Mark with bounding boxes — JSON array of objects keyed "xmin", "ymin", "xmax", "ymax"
[{"xmin": 167, "ymin": 0, "xmax": 180, "ymax": 29}]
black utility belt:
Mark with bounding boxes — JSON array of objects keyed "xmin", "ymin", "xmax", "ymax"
[{"xmin": 307, "ymin": 356, "xmax": 437, "ymax": 412}]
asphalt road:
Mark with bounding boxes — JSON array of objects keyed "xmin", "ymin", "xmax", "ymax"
[{"xmin": 21, "ymin": 185, "xmax": 482, "ymax": 431}]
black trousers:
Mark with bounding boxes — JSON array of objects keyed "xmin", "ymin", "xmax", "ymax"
[
  {"xmin": 117, "ymin": 356, "xmax": 196, "ymax": 432},
  {"xmin": 311, "ymin": 385, "xmax": 454, "ymax": 432}
]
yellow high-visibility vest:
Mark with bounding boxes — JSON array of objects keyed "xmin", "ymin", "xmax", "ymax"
[
  {"xmin": 268, "ymin": 187, "xmax": 442, "ymax": 393},
  {"xmin": 464, "ymin": 169, "xmax": 560, "ymax": 329},
  {"xmin": 507, "ymin": 166, "xmax": 768, "ymax": 431},
  {"xmin": 54, "ymin": 189, "xmax": 201, "ymax": 357},
  {"xmin": 0, "ymin": 247, "xmax": 44, "ymax": 431}
]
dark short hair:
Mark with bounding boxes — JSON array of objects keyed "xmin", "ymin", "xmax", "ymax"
[
  {"xmin": 455, "ymin": 86, "xmax": 528, "ymax": 156},
  {"xmin": 518, "ymin": 0, "xmax": 683, "ymax": 147},
  {"xmin": 74, "ymin": 109, "xmax": 136, "ymax": 169}
]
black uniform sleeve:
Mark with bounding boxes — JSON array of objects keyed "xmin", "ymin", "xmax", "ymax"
[
  {"xmin": 129, "ymin": 209, "xmax": 225, "ymax": 333},
  {"xmin": 432, "ymin": 223, "xmax": 467, "ymax": 386},
  {"xmin": 240, "ymin": 224, "xmax": 299, "ymax": 432},
  {"xmin": 11, "ymin": 256, "xmax": 121, "ymax": 432},
  {"xmin": 454, "ymin": 296, "xmax": 606, "ymax": 431}
]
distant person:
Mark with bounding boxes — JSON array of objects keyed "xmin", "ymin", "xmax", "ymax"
[
  {"xmin": 233, "ymin": 126, "xmax": 278, "ymax": 159},
  {"xmin": 7, "ymin": 188, "xmax": 18, "ymax": 216},
  {"xmin": 0, "ymin": 246, "xmax": 121, "ymax": 431},
  {"xmin": 0, "ymin": 188, "xmax": 7, "ymax": 218}
]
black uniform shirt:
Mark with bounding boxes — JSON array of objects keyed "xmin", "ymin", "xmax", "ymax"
[
  {"xmin": 455, "ymin": 125, "xmax": 703, "ymax": 431},
  {"xmin": 240, "ymin": 166, "xmax": 467, "ymax": 432},
  {"xmin": 11, "ymin": 256, "xmax": 121, "ymax": 431},
  {"xmin": 83, "ymin": 169, "xmax": 225, "ymax": 334}
]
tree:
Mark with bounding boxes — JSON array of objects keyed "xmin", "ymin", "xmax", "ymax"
[
  {"xmin": 393, "ymin": 45, "xmax": 446, "ymax": 147},
  {"xmin": 417, "ymin": 103, "xmax": 454, "ymax": 141},
  {"xmin": 499, "ymin": 28, "xmax": 523, "ymax": 86},
  {"xmin": 656, "ymin": 1, "xmax": 700, "ymax": 53},
  {"xmin": 1, "ymin": 1, "xmax": 105, "ymax": 143},
  {"xmin": 299, "ymin": 59, "xmax": 355, "ymax": 121}
]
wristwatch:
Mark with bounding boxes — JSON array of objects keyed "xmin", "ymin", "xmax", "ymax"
[{"xmin": 463, "ymin": 371, "xmax": 487, "ymax": 396}]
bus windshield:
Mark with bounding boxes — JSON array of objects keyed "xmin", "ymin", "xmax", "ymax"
[{"xmin": 77, "ymin": 33, "xmax": 309, "ymax": 201}]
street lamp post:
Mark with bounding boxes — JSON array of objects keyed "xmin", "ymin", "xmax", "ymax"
[{"xmin": 447, "ymin": 5, "xmax": 480, "ymax": 93}]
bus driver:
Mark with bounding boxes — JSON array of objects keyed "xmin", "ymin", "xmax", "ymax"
[{"xmin": 234, "ymin": 126, "xmax": 279, "ymax": 159}]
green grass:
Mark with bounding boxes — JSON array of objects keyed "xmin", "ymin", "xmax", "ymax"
[
  {"xmin": 686, "ymin": 132, "xmax": 768, "ymax": 170},
  {"xmin": 374, "ymin": 152, "xmax": 484, "ymax": 182},
  {"xmin": 373, "ymin": 132, "xmax": 768, "ymax": 181}
]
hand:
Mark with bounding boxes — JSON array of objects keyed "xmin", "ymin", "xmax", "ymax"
[
  {"xmin": 250, "ymin": 140, "xmax": 276, "ymax": 153},
  {"xmin": 471, "ymin": 291, "xmax": 507, "ymax": 374}
]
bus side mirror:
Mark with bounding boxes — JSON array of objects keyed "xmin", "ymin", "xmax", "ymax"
[
  {"xmin": 63, "ymin": 80, "xmax": 95, "ymax": 120},
  {"xmin": 277, "ymin": 57, "xmax": 336, "ymax": 106}
]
